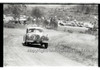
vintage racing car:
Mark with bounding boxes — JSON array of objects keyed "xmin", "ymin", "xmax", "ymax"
[{"xmin": 23, "ymin": 27, "xmax": 49, "ymax": 48}]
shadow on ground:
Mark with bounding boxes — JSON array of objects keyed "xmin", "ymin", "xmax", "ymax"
[{"xmin": 22, "ymin": 43, "xmax": 47, "ymax": 49}]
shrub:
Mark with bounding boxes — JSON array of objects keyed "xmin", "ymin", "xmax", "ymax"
[
  {"xmin": 67, "ymin": 30, "xmax": 73, "ymax": 33},
  {"xmin": 43, "ymin": 19, "xmax": 49, "ymax": 27},
  {"xmin": 49, "ymin": 17, "xmax": 58, "ymax": 29}
]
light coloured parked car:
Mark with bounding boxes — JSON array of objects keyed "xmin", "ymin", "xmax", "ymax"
[
  {"xmin": 83, "ymin": 22, "xmax": 94, "ymax": 28},
  {"xmin": 23, "ymin": 27, "xmax": 49, "ymax": 48}
]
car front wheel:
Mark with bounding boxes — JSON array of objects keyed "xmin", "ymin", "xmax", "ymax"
[{"xmin": 23, "ymin": 42, "xmax": 29, "ymax": 46}]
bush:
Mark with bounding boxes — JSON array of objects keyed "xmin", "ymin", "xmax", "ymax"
[
  {"xmin": 67, "ymin": 30, "xmax": 73, "ymax": 33},
  {"xmin": 4, "ymin": 22, "xmax": 25, "ymax": 28},
  {"xmin": 79, "ymin": 31, "xmax": 84, "ymax": 33},
  {"xmin": 49, "ymin": 17, "xmax": 58, "ymax": 29},
  {"xmin": 4, "ymin": 22, "xmax": 15, "ymax": 28},
  {"xmin": 85, "ymin": 27, "xmax": 98, "ymax": 36},
  {"xmin": 43, "ymin": 19, "xmax": 49, "ymax": 27}
]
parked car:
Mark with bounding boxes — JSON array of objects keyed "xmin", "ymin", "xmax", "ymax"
[
  {"xmin": 83, "ymin": 22, "xmax": 94, "ymax": 28},
  {"xmin": 23, "ymin": 27, "xmax": 49, "ymax": 48}
]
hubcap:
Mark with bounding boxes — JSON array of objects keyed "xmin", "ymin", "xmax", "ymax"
[{"xmin": 42, "ymin": 44, "xmax": 45, "ymax": 47}]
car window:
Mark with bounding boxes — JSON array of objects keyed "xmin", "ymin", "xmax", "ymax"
[
  {"xmin": 34, "ymin": 30, "xmax": 40, "ymax": 33},
  {"xmin": 35, "ymin": 29, "xmax": 43, "ymax": 33},
  {"xmin": 28, "ymin": 29, "xmax": 43, "ymax": 33},
  {"xmin": 28, "ymin": 29, "xmax": 34, "ymax": 33}
]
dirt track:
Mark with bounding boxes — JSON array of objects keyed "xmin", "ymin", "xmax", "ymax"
[{"xmin": 4, "ymin": 28, "xmax": 84, "ymax": 66}]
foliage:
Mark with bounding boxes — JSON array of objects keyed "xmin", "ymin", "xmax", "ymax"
[
  {"xmin": 43, "ymin": 19, "xmax": 49, "ymax": 27},
  {"xmin": 31, "ymin": 7, "xmax": 44, "ymax": 19},
  {"xmin": 4, "ymin": 4, "xmax": 98, "ymax": 30},
  {"xmin": 49, "ymin": 17, "xmax": 58, "ymax": 29},
  {"xmin": 31, "ymin": 7, "xmax": 45, "ymax": 26},
  {"xmin": 4, "ymin": 4, "xmax": 27, "ymax": 20},
  {"xmin": 74, "ymin": 5, "xmax": 98, "ymax": 14}
]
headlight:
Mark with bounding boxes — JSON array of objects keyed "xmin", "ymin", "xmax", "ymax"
[{"xmin": 41, "ymin": 36, "xmax": 49, "ymax": 41}]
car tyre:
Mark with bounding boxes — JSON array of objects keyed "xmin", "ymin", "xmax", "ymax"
[
  {"xmin": 23, "ymin": 42, "xmax": 29, "ymax": 46},
  {"xmin": 41, "ymin": 43, "xmax": 48, "ymax": 48}
]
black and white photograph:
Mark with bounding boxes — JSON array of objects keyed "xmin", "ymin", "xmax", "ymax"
[{"xmin": 3, "ymin": 3, "xmax": 98, "ymax": 66}]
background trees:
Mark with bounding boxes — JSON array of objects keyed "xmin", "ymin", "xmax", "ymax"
[
  {"xmin": 3, "ymin": 4, "xmax": 98, "ymax": 29},
  {"xmin": 4, "ymin": 4, "xmax": 27, "ymax": 20},
  {"xmin": 31, "ymin": 7, "xmax": 44, "ymax": 26},
  {"xmin": 31, "ymin": 7, "xmax": 44, "ymax": 19}
]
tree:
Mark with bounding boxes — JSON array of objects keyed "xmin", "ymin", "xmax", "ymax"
[
  {"xmin": 4, "ymin": 4, "xmax": 27, "ymax": 21},
  {"xmin": 31, "ymin": 7, "xmax": 44, "ymax": 19},
  {"xmin": 31, "ymin": 7, "xmax": 44, "ymax": 26}
]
